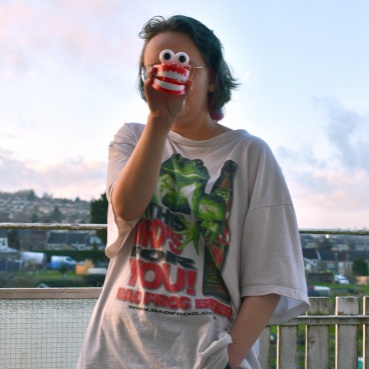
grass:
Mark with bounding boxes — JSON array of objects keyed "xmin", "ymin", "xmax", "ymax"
[{"xmin": 0, "ymin": 269, "xmax": 87, "ymax": 288}]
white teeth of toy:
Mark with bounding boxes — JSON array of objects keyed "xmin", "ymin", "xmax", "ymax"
[
  {"xmin": 156, "ymin": 70, "xmax": 187, "ymax": 82},
  {"xmin": 154, "ymin": 78, "xmax": 185, "ymax": 91}
]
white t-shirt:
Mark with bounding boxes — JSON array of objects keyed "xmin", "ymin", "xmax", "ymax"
[{"xmin": 76, "ymin": 123, "xmax": 309, "ymax": 369}]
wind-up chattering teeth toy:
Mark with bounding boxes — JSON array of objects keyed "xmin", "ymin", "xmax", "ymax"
[{"xmin": 151, "ymin": 49, "xmax": 190, "ymax": 96}]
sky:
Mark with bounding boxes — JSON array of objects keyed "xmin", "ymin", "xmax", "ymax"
[{"xmin": 1, "ymin": 0, "xmax": 368, "ymax": 230}]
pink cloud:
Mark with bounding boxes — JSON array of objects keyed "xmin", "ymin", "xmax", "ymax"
[
  {"xmin": 0, "ymin": 151, "xmax": 106, "ymax": 201},
  {"xmin": 289, "ymin": 169, "xmax": 369, "ymax": 229},
  {"xmin": 0, "ymin": 0, "xmax": 139, "ymax": 78}
]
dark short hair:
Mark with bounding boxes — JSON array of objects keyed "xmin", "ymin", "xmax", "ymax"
[{"xmin": 138, "ymin": 15, "xmax": 238, "ymax": 121}]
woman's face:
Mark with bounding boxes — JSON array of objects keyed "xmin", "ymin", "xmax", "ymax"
[{"xmin": 143, "ymin": 31, "xmax": 212, "ymax": 125}]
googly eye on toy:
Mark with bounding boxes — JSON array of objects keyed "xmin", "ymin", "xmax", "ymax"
[
  {"xmin": 159, "ymin": 50, "xmax": 190, "ymax": 67},
  {"xmin": 174, "ymin": 52, "xmax": 190, "ymax": 67},
  {"xmin": 159, "ymin": 49, "xmax": 175, "ymax": 64}
]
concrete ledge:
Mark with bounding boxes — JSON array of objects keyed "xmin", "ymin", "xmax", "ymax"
[{"xmin": 0, "ymin": 287, "xmax": 102, "ymax": 299}]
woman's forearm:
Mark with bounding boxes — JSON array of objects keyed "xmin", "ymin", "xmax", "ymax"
[
  {"xmin": 228, "ymin": 294, "xmax": 280, "ymax": 369},
  {"xmin": 111, "ymin": 116, "xmax": 171, "ymax": 222}
]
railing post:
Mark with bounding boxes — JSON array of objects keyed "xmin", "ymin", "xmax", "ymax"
[
  {"xmin": 305, "ymin": 297, "xmax": 330, "ymax": 369},
  {"xmin": 335, "ymin": 296, "xmax": 359, "ymax": 369},
  {"xmin": 363, "ymin": 297, "xmax": 369, "ymax": 369},
  {"xmin": 259, "ymin": 327, "xmax": 271, "ymax": 369},
  {"xmin": 277, "ymin": 324, "xmax": 298, "ymax": 369}
]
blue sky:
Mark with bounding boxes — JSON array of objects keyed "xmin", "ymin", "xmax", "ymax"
[{"xmin": 1, "ymin": 0, "xmax": 368, "ymax": 229}]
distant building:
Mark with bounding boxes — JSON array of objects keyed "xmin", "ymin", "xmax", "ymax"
[
  {"xmin": 0, "ymin": 230, "xmax": 20, "ymax": 271},
  {"xmin": 66, "ymin": 231, "xmax": 89, "ymax": 250},
  {"xmin": 0, "ymin": 229, "xmax": 8, "ymax": 247},
  {"xmin": 302, "ymin": 248, "xmax": 320, "ymax": 272},
  {"xmin": 46, "ymin": 231, "xmax": 69, "ymax": 250},
  {"xmin": 46, "ymin": 230, "xmax": 103, "ymax": 250},
  {"xmin": 19, "ymin": 229, "xmax": 48, "ymax": 250}
]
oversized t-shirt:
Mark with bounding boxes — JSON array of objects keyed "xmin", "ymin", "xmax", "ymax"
[{"xmin": 76, "ymin": 123, "xmax": 309, "ymax": 369}]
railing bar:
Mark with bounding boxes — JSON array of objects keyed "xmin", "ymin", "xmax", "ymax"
[
  {"xmin": 279, "ymin": 316, "xmax": 369, "ymax": 325},
  {"xmin": 0, "ymin": 287, "xmax": 102, "ymax": 299},
  {"xmin": 299, "ymin": 228, "xmax": 369, "ymax": 236},
  {"xmin": 0, "ymin": 222, "xmax": 107, "ymax": 230},
  {"xmin": 305, "ymin": 297, "xmax": 330, "ymax": 369},
  {"xmin": 0, "ymin": 287, "xmax": 369, "ymax": 327},
  {"xmin": 0, "ymin": 223, "xmax": 369, "ymax": 235},
  {"xmin": 335, "ymin": 297, "xmax": 359, "ymax": 369},
  {"xmin": 363, "ymin": 297, "xmax": 369, "ymax": 369},
  {"xmin": 258, "ymin": 327, "xmax": 271, "ymax": 369},
  {"xmin": 277, "ymin": 325, "xmax": 298, "ymax": 368}
]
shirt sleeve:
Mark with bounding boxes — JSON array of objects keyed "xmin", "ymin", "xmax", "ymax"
[
  {"xmin": 239, "ymin": 138, "xmax": 310, "ymax": 324},
  {"xmin": 105, "ymin": 123, "xmax": 142, "ymax": 258},
  {"xmin": 106, "ymin": 123, "xmax": 137, "ymax": 202}
]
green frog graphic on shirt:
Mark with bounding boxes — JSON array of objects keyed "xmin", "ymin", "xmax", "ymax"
[{"xmin": 144, "ymin": 153, "xmax": 238, "ymax": 303}]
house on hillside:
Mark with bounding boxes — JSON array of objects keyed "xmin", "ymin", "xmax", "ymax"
[
  {"xmin": 46, "ymin": 230, "xmax": 103, "ymax": 250},
  {"xmin": 18, "ymin": 229, "xmax": 48, "ymax": 250},
  {"xmin": 300, "ymin": 235, "xmax": 318, "ymax": 249},
  {"xmin": 66, "ymin": 231, "xmax": 103, "ymax": 250},
  {"xmin": 87, "ymin": 235, "xmax": 104, "ymax": 250},
  {"xmin": 303, "ymin": 247, "xmax": 369, "ymax": 277},
  {"xmin": 319, "ymin": 250, "xmax": 337, "ymax": 271},
  {"xmin": 0, "ymin": 229, "xmax": 8, "ymax": 247},
  {"xmin": 302, "ymin": 248, "xmax": 320, "ymax": 272},
  {"xmin": 0, "ymin": 230, "xmax": 20, "ymax": 271},
  {"xmin": 46, "ymin": 231, "xmax": 69, "ymax": 250},
  {"xmin": 66, "ymin": 231, "xmax": 89, "ymax": 250}
]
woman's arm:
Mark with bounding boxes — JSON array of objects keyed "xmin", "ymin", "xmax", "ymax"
[
  {"xmin": 111, "ymin": 70, "xmax": 192, "ymax": 222},
  {"xmin": 227, "ymin": 294, "xmax": 280, "ymax": 369},
  {"xmin": 111, "ymin": 117, "xmax": 170, "ymax": 221}
]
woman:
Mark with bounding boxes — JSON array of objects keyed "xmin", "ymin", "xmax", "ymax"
[{"xmin": 76, "ymin": 15, "xmax": 309, "ymax": 369}]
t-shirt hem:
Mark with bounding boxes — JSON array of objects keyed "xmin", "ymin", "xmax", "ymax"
[
  {"xmin": 105, "ymin": 215, "xmax": 140, "ymax": 258},
  {"xmin": 241, "ymin": 285, "xmax": 307, "ymax": 298},
  {"xmin": 267, "ymin": 302, "xmax": 310, "ymax": 325},
  {"xmin": 240, "ymin": 285, "xmax": 310, "ymax": 324}
]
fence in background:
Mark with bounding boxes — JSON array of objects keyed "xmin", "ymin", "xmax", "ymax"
[
  {"xmin": 1, "ymin": 222, "xmax": 369, "ymax": 234},
  {"xmin": 1, "ymin": 223, "xmax": 369, "ymax": 368},
  {"xmin": 0, "ymin": 292, "xmax": 368, "ymax": 369}
]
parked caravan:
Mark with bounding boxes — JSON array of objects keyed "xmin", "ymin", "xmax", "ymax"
[
  {"xmin": 20, "ymin": 252, "xmax": 47, "ymax": 270},
  {"xmin": 47, "ymin": 256, "xmax": 78, "ymax": 270}
]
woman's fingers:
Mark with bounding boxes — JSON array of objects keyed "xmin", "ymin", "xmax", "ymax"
[{"xmin": 144, "ymin": 66, "xmax": 193, "ymax": 120}]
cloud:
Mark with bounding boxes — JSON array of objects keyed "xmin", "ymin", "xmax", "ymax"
[
  {"xmin": 0, "ymin": 0, "xmax": 140, "ymax": 79},
  {"xmin": 0, "ymin": 150, "xmax": 106, "ymax": 200},
  {"xmin": 322, "ymin": 98, "xmax": 369, "ymax": 171},
  {"xmin": 276, "ymin": 99, "xmax": 369, "ymax": 228},
  {"xmin": 289, "ymin": 168, "xmax": 369, "ymax": 229}
]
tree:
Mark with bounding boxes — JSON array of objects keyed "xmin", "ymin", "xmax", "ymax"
[
  {"xmin": 352, "ymin": 258, "xmax": 369, "ymax": 276},
  {"xmin": 50, "ymin": 206, "xmax": 64, "ymax": 223},
  {"xmin": 316, "ymin": 237, "xmax": 333, "ymax": 251},
  {"xmin": 42, "ymin": 192, "xmax": 53, "ymax": 200},
  {"xmin": 8, "ymin": 230, "xmax": 20, "ymax": 250},
  {"xmin": 90, "ymin": 192, "xmax": 108, "ymax": 244},
  {"xmin": 26, "ymin": 190, "xmax": 37, "ymax": 202}
]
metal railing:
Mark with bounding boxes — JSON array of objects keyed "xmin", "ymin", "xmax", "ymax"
[
  {"xmin": 1, "ymin": 223, "xmax": 369, "ymax": 369},
  {"xmin": 0, "ymin": 291, "xmax": 368, "ymax": 369},
  {"xmin": 1, "ymin": 222, "xmax": 369, "ymax": 235},
  {"xmin": 260, "ymin": 296, "xmax": 369, "ymax": 369}
]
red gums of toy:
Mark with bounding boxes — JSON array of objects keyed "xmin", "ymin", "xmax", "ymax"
[{"xmin": 152, "ymin": 64, "xmax": 190, "ymax": 96}]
